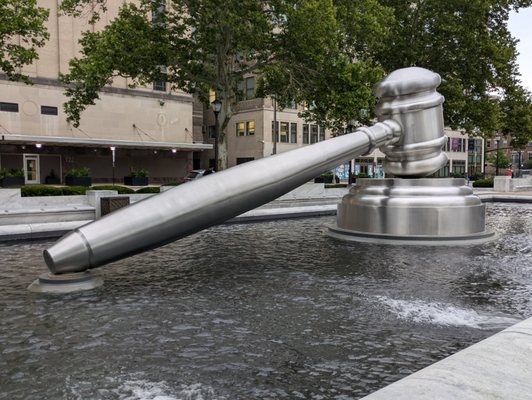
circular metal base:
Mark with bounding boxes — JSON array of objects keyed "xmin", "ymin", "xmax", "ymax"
[
  {"xmin": 328, "ymin": 225, "xmax": 496, "ymax": 246},
  {"xmin": 28, "ymin": 271, "xmax": 103, "ymax": 293},
  {"xmin": 330, "ymin": 178, "xmax": 495, "ymax": 245}
]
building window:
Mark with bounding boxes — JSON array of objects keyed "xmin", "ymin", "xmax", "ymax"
[
  {"xmin": 237, "ymin": 122, "xmax": 246, "ymax": 136},
  {"xmin": 319, "ymin": 126, "xmax": 326, "ymax": 141},
  {"xmin": 290, "ymin": 123, "xmax": 297, "ymax": 144},
  {"xmin": 237, "ymin": 121, "xmax": 255, "ymax": 136},
  {"xmin": 280, "ymin": 122, "xmax": 289, "ymax": 143},
  {"xmin": 153, "ymin": 81, "xmax": 166, "ymax": 92},
  {"xmin": 452, "ymin": 160, "xmax": 466, "ymax": 175},
  {"xmin": 272, "ymin": 121, "xmax": 278, "ymax": 142},
  {"xmin": 450, "ymin": 137, "xmax": 463, "ymax": 152},
  {"xmin": 311, "ymin": 125, "xmax": 318, "ymax": 144},
  {"xmin": 0, "ymin": 102, "xmax": 18, "ymax": 112},
  {"xmin": 486, "ymin": 140, "xmax": 491, "ymax": 148},
  {"xmin": 237, "ymin": 157, "xmax": 254, "ymax": 165},
  {"xmin": 208, "ymin": 125, "xmax": 216, "ymax": 139},
  {"xmin": 245, "ymin": 77, "xmax": 255, "ymax": 100},
  {"xmin": 246, "ymin": 121, "xmax": 255, "ymax": 136},
  {"xmin": 303, "ymin": 125, "xmax": 309, "ymax": 144},
  {"xmin": 286, "ymin": 100, "xmax": 297, "ymax": 109},
  {"xmin": 153, "ymin": 65, "xmax": 167, "ymax": 91},
  {"xmin": 41, "ymin": 105, "xmax": 58, "ymax": 115},
  {"xmin": 151, "ymin": 0, "xmax": 166, "ymax": 24}
]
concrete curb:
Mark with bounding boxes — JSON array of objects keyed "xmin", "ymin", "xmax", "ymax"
[
  {"xmin": 0, "ymin": 220, "xmax": 92, "ymax": 241},
  {"xmin": 361, "ymin": 317, "xmax": 532, "ymax": 400}
]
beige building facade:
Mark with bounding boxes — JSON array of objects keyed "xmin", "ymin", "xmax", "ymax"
[
  {"xmin": 0, "ymin": 0, "xmax": 210, "ymax": 185},
  {"xmin": 201, "ymin": 89, "xmax": 334, "ymax": 169}
]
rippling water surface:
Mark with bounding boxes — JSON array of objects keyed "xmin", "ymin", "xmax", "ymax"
[{"xmin": 1, "ymin": 203, "xmax": 531, "ymax": 399}]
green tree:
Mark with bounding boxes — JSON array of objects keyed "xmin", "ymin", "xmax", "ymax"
[
  {"xmin": 376, "ymin": 0, "xmax": 532, "ymax": 139},
  {"xmin": 60, "ymin": 0, "xmax": 391, "ymax": 170},
  {"xmin": 501, "ymin": 85, "xmax": 532, "ymax": 148},
  {"xmin": 0, "ymin": 0, "xmax": 49, "ymax": 83},
  {"xmin": 488, "ymin": 149, "xmax": 510, "ymax": 171}
]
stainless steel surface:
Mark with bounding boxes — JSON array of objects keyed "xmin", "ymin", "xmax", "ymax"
[
  {"xmin": 44, "ymin": 120, "xmax": 401, "ymax": 274},
  {"xmin": 330, "ymin": 178, "xmax": 494, "ymax": 244},
  {"xmin": 27, "ymin": 271, "xmax": 103, "ymax": 293},
  {"xmin": 374, "ymin": 67, "xmax": 448, "ymax": 177}
]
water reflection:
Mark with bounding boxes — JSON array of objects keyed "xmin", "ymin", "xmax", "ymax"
[{"xmin": 0, "ymin": 203, "xmax": 531, "ymax": 399}]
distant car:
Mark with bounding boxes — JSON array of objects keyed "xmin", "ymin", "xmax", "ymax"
[{"xmin": 184, "ymin": 169, "xmax": 215, "ymax": 182}]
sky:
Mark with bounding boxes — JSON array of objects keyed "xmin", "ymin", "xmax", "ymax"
[{"xmin": 509, "ymin": 8, "xmax": 532, "ymax": 91}]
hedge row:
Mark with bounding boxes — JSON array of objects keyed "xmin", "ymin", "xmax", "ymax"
[
  {"xmin": 21, "ymin": 185, "xmax": 155, "ymax": 197},
  {"xmin": 472, "ymin": 178, "xmax": 494, "ymax": 188}
]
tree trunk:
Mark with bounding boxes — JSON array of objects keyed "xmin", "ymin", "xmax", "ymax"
[{"xmin": 217, "ymin": 96, "xmax": 232, "ymax": 171}]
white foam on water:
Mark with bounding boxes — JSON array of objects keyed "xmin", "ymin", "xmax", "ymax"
[
  {"xmin": 115, "ymin": 380, "xmax": 217, "ymax": 400},
  {"xmin": 375, "ymin": 296, "xmax": 521, "ymax": 329}
]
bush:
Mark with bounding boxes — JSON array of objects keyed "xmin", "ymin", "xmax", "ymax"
[
  {"xmin": 135, "ymin": 186, "xmax": 161, "ymax": 194},
  {"xmin": 21, "ymin": 185, "xmax": 89, "ymax": 196},
  {"xmin": 92, "ymin": 185, "xmax": 135, "ymax": 194},
  {"xmin": 130, "ymin": 168, "xmax": 149, "ymax": 178},
  {"xmin": 354, "ymin": 173, "xmax": 369, "ymax": 179},
  {"xmin": 524, "ymin": 159, "xmax": 532, "ymax": 169},
  {"xmin": 472, "ymin": 178, "xmax": 494, "ymax": 188},
  {"xmin": 22, "ymin": 185, "xmax": 62, "ymax": 196},
  {"xmin": 66, "ymin": 167, "xmax": 91, "ymax": 177},
  {"xmin": 0, "ymin": 168, "xmax": 24, "ymax": 178},
  {"xmin": 450, "ymin": 172, "xmax": 466, "ymax": 178}
]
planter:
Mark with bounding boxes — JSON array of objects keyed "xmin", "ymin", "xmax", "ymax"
[
  {"xmin": 124, "ymin": 176, "xmax": 149, "ymax": 186},
  {"xmin": 45, "ymin": 176, "xmax": 61, "ymax": 185},
  {"xmin": 65, "ymin": 176, "xmax": 92, "ymax": 187},
  {"xmin": 0, "ymin": 176, "xmax": 25, "ymax": 187}
]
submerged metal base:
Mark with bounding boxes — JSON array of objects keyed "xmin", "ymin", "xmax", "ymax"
[
  {"xmin": 28, "ymin": 271, "xmax": 103, "ymax": 293},
  {"xmin": 328, "ymin": 178, "xmax": 495, "ymax": 245}
]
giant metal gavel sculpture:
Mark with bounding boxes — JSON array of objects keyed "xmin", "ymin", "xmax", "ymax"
[{"xmin": 44, "ymin": 67, "xmax": 448, "ymax": 274}]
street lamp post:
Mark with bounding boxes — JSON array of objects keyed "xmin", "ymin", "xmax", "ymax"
[
  {"xmin": 211, "ymin": 99, "xmax": 222, "ymax": 171},
  {"xmin": 272, "ymin": 95, "xmax": 277, "ymax": 155},
  {"xmin": 110, "ymin": 146, "xmax": 116, "ymax": 185},
  {"xmin": 495, "ymin": 132, "xmax": 501, "ymax": 176}
]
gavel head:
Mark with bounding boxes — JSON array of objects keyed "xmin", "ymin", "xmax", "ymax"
[{"xmin": 374, "ymin": 67, "xmax": 448, "ymax": 178}]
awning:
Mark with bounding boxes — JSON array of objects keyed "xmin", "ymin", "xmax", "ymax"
[{"xmin": 0, "ymin": 134, "xmax": 212, "ymax": 151}]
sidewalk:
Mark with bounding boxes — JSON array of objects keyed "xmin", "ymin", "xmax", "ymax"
[{"xmin": 1, "ymin": 182, "xmax": 532, "ymax": 242}]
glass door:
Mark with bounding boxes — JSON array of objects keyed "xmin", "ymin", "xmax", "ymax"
[{"xmin": 23, "ymin": 154, "xmax": 40, "ymax": 184}]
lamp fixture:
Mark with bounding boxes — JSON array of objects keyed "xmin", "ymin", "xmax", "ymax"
[
  {"xmin": 211, "ymin": 98, "xmax": 222, "ymax": 114},
  {"xmin": 171, "ymin": 148, "xmax": 177, "ymax": 153},
  {"xmin": 35, "ymin": 143, "xmax": 42, "ymax": 148}
]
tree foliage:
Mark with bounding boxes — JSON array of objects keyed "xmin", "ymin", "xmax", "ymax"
[
  {"xmin": 60, "ymin": 0, "xmax": 391, "ymax": 169},
  {"xmin": 0, "ymin": 0, "xmax": 49, "ymax": 83},
  {"xmin": 488, "ymin": 149, "xmax": 511, "ymax": 169},
  {"xmin": 376, "ymin": 0, "xmax": 532, "ymax": 142},
  {"xmin": 60, "ymin": 0, "xmax": 532, "ymax": 169}
]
